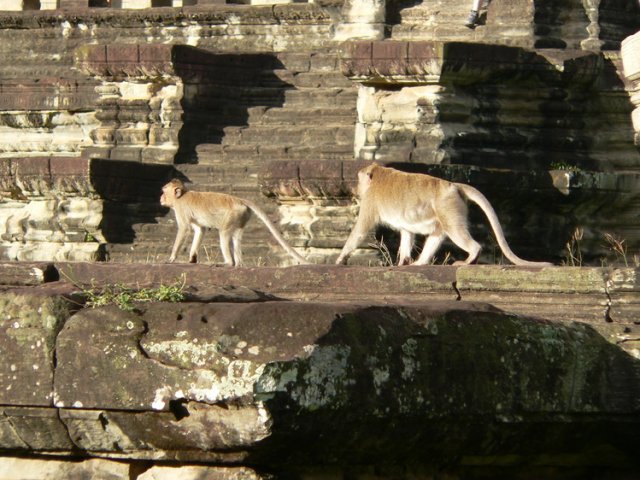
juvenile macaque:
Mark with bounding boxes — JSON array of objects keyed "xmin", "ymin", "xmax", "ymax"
[
  {"xmin": 336, "ymin": 163, "xmax": 552, "ymax": 267},
  {"xmin": 160, "ymin": 179, "xmax": 308, "ymax": 266}
]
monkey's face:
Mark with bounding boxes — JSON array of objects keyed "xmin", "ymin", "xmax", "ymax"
[
  {"xmin": 161, "ymin": 180, "xmax": 185, "ymax": 207},
  {"xmin": 357, "ymin": 167, "xmax": 374, "ymax": 198},
  {"xmin": 160, "ymin": 183, "xmax": 175, "ymax": 207}
]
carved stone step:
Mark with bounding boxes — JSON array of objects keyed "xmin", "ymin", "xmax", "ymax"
[
  {"xmin": 219, "ymin": 125, "xmax": 356, "ymax": 146},
  {"xmin": 196, "ymin": 143, "xmax": 355, "ymax": 164}
]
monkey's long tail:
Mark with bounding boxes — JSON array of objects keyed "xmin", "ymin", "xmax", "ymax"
[
  {"xmin": 458, "ymin": 184, "xmax": 552, "ymax": 267},
  {"xmin": 242, "ymin": 199, "xmax": 310, "ymax": 265}
]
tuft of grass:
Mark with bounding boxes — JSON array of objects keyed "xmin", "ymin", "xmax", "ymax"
[
  {"xmin": 83, "ymin": 276, "xmax": 187, "ymax": 311},
  {"xmin": 368, "ymin": 237, "xmax": 395, "ymax": 266},
  {"xmin": 60, "ymin": 270, "xmax": 187, "ymax": 312},
  {"xmin": 564, "ymin": 227, "xmax": 584, "ymax": 267},
  {"xmin": 602, "ymin": 232, "xmax": 639, "ymax": 267}
]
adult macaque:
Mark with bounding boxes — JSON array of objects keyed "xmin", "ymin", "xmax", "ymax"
[
  {"xmin": 160, "ymin": 179, "xmax": 308, "ymax": 266},
  {"xmin": 336, "ymin": 163, "xmax": 552, "ymax": 267}
]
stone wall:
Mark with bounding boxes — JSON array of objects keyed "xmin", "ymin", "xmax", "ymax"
[
  {"xmin": 0, "ymin": 262, "xmax": 638, "ymax": 478},
  {"xmin": 0, "ymin": 2, "xmax": 639, "ymax": 265}
]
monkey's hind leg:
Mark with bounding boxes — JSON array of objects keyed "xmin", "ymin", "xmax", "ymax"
[
  {"xmin": 231, "ymin": 228, "xmax": 244, "ymax": 267},
  {"xmin": 446, "ymin": 225, "xmax": 481, "ymax": 265},
  {"xmin": 218, "ymin": 229, "xmax": 235, "ymax": 266}
]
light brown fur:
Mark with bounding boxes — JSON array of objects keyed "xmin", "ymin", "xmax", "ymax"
[
  {"xmin": 160, "ymin": 179, "xmax": 308, "ymax": 266},
  {"xmin": 336, "ymin": 163, "xmax": 552, "ymax": 267}
]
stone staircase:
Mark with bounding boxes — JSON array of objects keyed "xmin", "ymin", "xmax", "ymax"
[
  {"xmin": 388, "ymin": 0, "xmax": 529, "ymax": 44},
  {"xmin": 388, "ymin": 0, "xmax": 640, "ymax": 50},
  {"xmin": 191, "ymin": 56, "xmax": 357, "ymax": 168},
  {"xmin": 104, "ymin": 52, "xmax": 359, "ymax": 265}
]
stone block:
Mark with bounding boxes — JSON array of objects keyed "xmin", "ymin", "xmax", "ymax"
[
  {"xmin": 2, "ymin": 407, "xmax": 74, "ymax": 450},
  {"xmin": 259, "ymin": 160, "xmax": 301, "ymax": 198},
  {"xmin": 0, "ymin": 0, "xmax": 22, "ymax": 11},
  {"xmin": 137, "ymin": 44, "xmax": 170, "ymax": 63},
  {"xmin": 59, "ymin": 0, "xmax": 87, "ymax": 8},
  {"xmin": 0, "ymin": 263, "xmax": 58, "ymax": 286},
  {"xmin": 41, "ymin": 298, "xmax": 640, "ymax": 465},
  {"xmin": 0, "ymin": 290, "xmax": 72, "ymax": 406},
  {"xmin": 138, "ymin": 466, "xmax": 265, "ymax": 479},
  {"xmin": 0, "ymin": 457, "xmax": 131, "ymax": 480},
  {"xmin": 299, "ymin": 159, "xmax": 345, "ymax": 198}
]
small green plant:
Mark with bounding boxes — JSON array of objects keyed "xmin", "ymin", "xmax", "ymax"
[
  {"xmin": 81, "ymin": 275, "xmax": 187, "ymax": 312},
  {"xmin": 564, "ymin": 227, "xmax": 584, "ymax": 266}
]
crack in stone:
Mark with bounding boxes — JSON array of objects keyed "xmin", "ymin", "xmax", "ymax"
[
  {"xmin": 603, "ymin": 276, "xmax": 614, "ymax": 323},
  {"xmin": 452, "ymin": 281, "xmax": 461, "ymax": 301}
]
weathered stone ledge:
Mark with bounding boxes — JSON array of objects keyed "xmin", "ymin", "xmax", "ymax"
[
  {"xmin": 339, "ymin": 41, "xmax": 604, "ymax": 85},
  {"xmin": 1, "ymin": 262, "xmax": 638, "ymax": 356},
  {"xmin": 0, "ymin": 157, "xmax": 174, "ymax": 199},
  {"xmin": 0, "ymin": 4, "xmax": 334, "ymax": 28},
  {"xmin": 0, "ymin": 276, "xmax": 638, "ymax": 476},
  {"xmin": 75, "ymin": 43, "xmax": 230, "ymax": 80}
]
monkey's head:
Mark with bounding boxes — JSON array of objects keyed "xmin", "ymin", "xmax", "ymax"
[
  {"xmin": 160, "ymin": 179, "xmax": 186, "ymax": 207},
  {"xmin": 357, "ymin": 163, "xmax": 379, "ymax": 197}
]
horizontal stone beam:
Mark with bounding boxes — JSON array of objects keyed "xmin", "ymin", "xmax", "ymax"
[
  {"xmin": 0, "ymin": 157, "xmax": 176, "ymax": 199},
  {"xmin": 339, "ymin": 41, "xmax": 604, "ymax": 85}
]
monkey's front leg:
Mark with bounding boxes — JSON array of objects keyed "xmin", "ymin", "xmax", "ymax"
[
  {"xmin": 336, "ymin": 217, "xmax": 370, "ymax": 265},
  {"xmin": 397, "ymin": 230, "xmax": 414, "ymax": 265},
  {"xmin": 169, "ymin": 225, "xmax": 188, "ymax": 263}
]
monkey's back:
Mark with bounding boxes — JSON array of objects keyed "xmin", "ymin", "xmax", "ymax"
[
  {"xmin": 184, "ymin": 190, "xmax": 251, "ymax": 229},
  {"xmin": 372, "ymin": 166, "xmax": 455, "ymax": 205}
]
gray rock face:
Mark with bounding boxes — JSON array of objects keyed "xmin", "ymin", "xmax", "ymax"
[
  {"xmin": 1, "ymin": 262, "xmax": 639, "ymax": 478},
  {"xmin": 3, "ymin": 295, "xmax": 640, "ymax": 468}
]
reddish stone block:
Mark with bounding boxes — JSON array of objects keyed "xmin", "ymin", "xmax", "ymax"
[
  {"xmin": 261, "ymin": 160, "xmax": 300, "ymax": 181},
  {"xmin": 340, "ymin": 59, "xmax": 373, "ymax": 77},
  {"xmin": 15, "ymin": 158, "xmax": 51, "ymax": 177},
  {"xmin": 106, "ymin": 44, "xmax": 140, "ymax": 64},
  {"xmin": 344, "ymin": 41, "xmax": 373, "ymax": 60},
  {"xmin": 299, "ymin": 159, "xmax": 342, "ymax": 181},
  {"xmin": 372, "ymin": 41, "xmax": 408, "ymax": 61},
  {"xmin": 407, "ymin": 42, "xmax": 440, "ymax": 62},
  {"xmin": 138, "ymin": 44, "xmax": 173, "ymax": 63},
  {"xmin": 83, "ymin": 45, "xmax": 107, "ymax": 64},
  {"xmin": 49, "ymin": 157, "xmax": 90, "ymax": 176},
  {"xmin": 59, "ymin": 0, "xmax": 89, "ymax": 8}
]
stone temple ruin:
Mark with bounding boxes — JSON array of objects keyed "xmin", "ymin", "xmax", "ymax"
[{"xmin": 0, "ymin": 1, "xmax": 640, "ymax": 479}]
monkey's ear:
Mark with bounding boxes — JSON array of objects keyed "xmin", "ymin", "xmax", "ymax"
[{"xmin": 174, "ymin": 186, "xmax": 184, "ymax": 198}]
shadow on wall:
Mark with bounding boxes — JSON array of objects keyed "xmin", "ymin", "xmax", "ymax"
[
  {"xmin": 246, "ymin": 304, "xmax": 640, "ymax": 477},
  {"xmin": 174, "ymin": 53, "xmax": 294, "ymax": 164},
  {"xmin": 89, "ymin": 159, "xmax": 180, "ymax": 250},
  {"xmin": 435, "ymin": 49, "xmax": 638, "ymax": 173}
]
